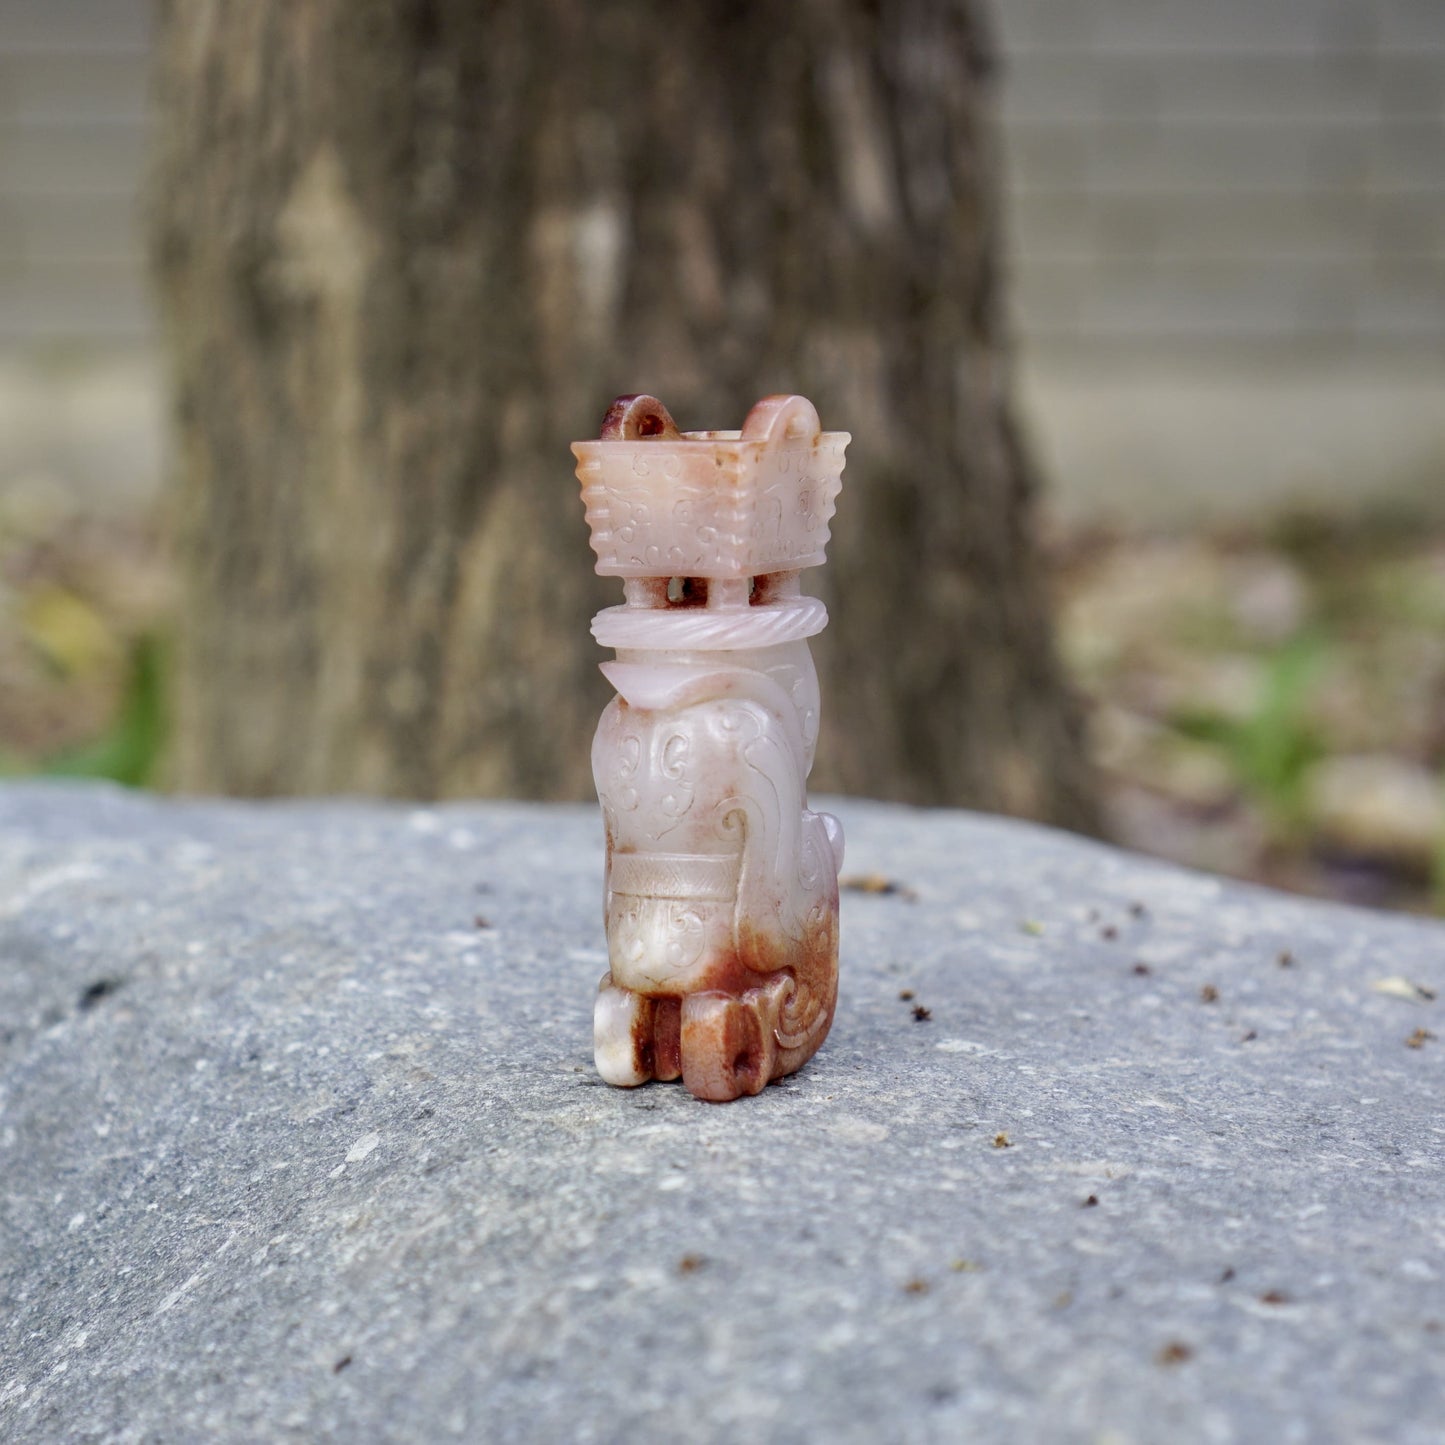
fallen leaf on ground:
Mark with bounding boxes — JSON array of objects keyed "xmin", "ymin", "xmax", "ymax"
[
  {"xmin": 840, "ymin": 873, "xmax": 917, "ymax": 900},
  {"xmin": 1372, "ymin": 976, "xmax": 1436, "ymax": 1003}
]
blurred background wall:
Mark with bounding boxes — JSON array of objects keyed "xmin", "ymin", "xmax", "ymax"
[
  {"xmin": 1, "ymin": 0, "xmax": 1441, "ymax": 525},
  {"xmin": 996, "ymin": 0, "xmax": 1445, "ymax": 527},
  {"xmin": 0, "ymin": 2, "xmax": 156, "ymax": 519}
]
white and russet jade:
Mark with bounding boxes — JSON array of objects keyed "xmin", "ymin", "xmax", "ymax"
[{"xmin": 573, "ymin": 393, "xmax": 848, "ymax": 1101}]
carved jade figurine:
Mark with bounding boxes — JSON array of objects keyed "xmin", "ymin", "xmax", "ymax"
[{"xmin": 573, "ymin": 394, "xmax": 849, "ymax": 1102}]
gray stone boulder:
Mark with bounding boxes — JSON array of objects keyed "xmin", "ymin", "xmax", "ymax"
[{"xmin": 1, "ymin": 782, "xmax": 1442, "ymax": 1443}]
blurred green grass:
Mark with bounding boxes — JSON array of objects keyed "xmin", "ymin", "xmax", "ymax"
[
  {"xmin": 1057, "ymin": 523, "xmax": 1445, "ymax": 915},
  {"xmin": 1171, "ymin": 633, "xmax": 1328, "ymax": 840},
  {"xmin": 1, "ymin": 635, "xmax": 166, "ymax": 789}
]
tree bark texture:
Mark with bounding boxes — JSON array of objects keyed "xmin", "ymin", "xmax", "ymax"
[{"xmin": 151, "ymin": 0, "xmax": 1098, "ymax": 829}]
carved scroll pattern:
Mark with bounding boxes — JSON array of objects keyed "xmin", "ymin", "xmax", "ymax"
[
  {"xmin": 594, "ymin": 706, "xmax": 703, "ymax": 849},
  {"xmin": 607, "ymin": 896, "xmax": 710, "ymax": 976}
]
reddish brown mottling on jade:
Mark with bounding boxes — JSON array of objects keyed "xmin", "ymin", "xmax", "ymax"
[{"xmin": 572, "ymin": 395, "xmax": 850, "ymax": 1102}]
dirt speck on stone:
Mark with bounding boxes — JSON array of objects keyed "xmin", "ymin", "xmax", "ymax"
[{"xmin": 78, "ymin": 978, "xmax": 124, "ymax": 1011}]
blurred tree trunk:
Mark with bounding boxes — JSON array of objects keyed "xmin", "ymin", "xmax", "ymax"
[{"xmin": 150, "ymin": 0, "xmax": 1097, "ymax": 829}]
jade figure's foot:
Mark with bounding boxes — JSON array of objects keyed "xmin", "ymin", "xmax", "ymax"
[
  {"xmin": 593, "ymin": 974, "xmax": 653, "ymax": 1087},
  {"xmin": 679, "ymin": 989, "xmax": 778, "ymax": 1102}
]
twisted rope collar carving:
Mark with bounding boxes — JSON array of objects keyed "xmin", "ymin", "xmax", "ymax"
[{"xmin": 590, "ymin": 595, "xmax": 827, "ymax": 650}]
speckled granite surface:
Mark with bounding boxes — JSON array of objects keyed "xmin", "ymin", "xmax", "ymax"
[{"xmin": 1, "ymin": 783, "xmax": 1442, "ymax": 1443}]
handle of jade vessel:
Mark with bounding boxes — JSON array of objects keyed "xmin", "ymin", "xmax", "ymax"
[
  {"xmin": 599, "ymin": 394, "xmax": 682, "ymax": 441},
  {"xmin": 741, "ymin": 394, "xmax": 821, "ymax": 446}
]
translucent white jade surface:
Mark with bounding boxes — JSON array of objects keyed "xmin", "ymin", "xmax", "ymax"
[{"xmin": 573, "ymin": 393, "xmax": 849, "ymax": 1101}]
